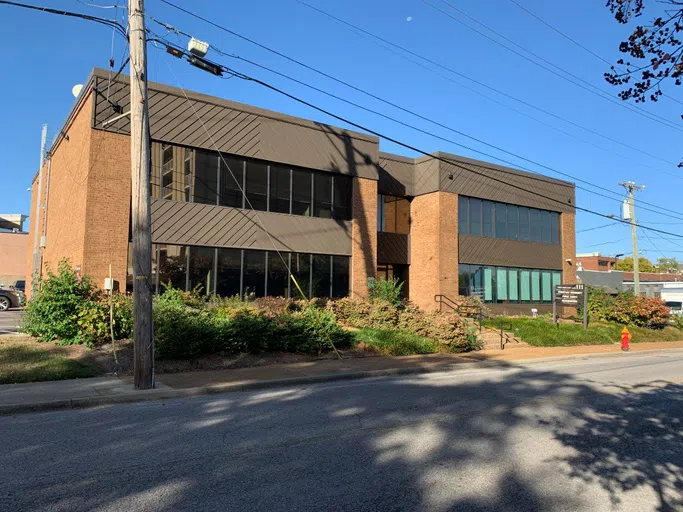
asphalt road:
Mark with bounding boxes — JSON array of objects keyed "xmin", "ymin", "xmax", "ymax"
[
  {"xmin": 1, "ymin": 351, "xmax": 682, "ymax": 512},
  {"xmin": 0, "ymin": 309, "xmax": 22, "ymax": 334}
]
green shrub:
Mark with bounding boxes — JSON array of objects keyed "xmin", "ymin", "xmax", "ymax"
[
  {"xmin": 352, "ymin": 328, "xmax": 439, "ymax": 356},
  {"xmin": 288, "ymin": 307, "xmax": 353, "ymax": 353},
  {"xmin": 587, "ymin": 289, "xmax": 670, "ymax": 326},
  {"xmin": 327, "ymin": 297, "xmax": 398, "ymax": 328},
  {"xmin": 154, "ymin": 303, "xmax": 221, "ymax": 359},
  {"xmin": 369, "ymin": 277, "xmax": 404, "ymax": 307},
  {"xmin": 22, "ymin": 260, "xmax": 98, "ymax": 343},
  {"xmin": 398, "ymin": 303, "xmax": 480, "ymax": 351}
]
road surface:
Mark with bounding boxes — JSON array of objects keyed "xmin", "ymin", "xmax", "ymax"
[
  {"xmin": 0, "ymin": 309, "xmax": 21, "ymax": 335},
  {"xmin": 1, "ymin": 350, "xmax": 682, "ymax": 511}
]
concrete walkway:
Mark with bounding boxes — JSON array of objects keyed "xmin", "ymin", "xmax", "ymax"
[{"xmin": 2, "ymin": 341, "xmax": 683, "ymax": 415}]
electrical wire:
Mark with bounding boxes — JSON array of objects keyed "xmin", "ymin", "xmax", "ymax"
[
  {"xmin": 297, "ymin": 0, "xmax": 683, "ymax": 144},
  {"xmin": 425, "ymin": 0, "xmax": 681, "ymax": 132},
  {"xmin": 158, "ymin": 0, "xmax": 683, "ymax": 177},
  {"xmin": 576, "ymin": 222, "xmax": 622, "ymax": 234},
  {"xmin": 0, "ymin": 0, "xmax": 127, "ymax": 38},
  {"xmin": 145, "ymin": 20, "xmax": 683, "ymax": 222},
  {"xmin": 148, "ymin": 39, "xmax": 683, "ymax": 240}
]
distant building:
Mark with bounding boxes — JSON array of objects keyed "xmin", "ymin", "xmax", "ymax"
[
  {"xmin": 576, "ymin": 252, "xmax": 617, "ymax": 271},
  {"xmin": 0, "ymin": 214, "xmax": 27, "ymax": 232},
  {"xmin": 0, "ymin": 216, "xmax": 29, "ymax": 288},
  {"xmin": 622, "ymin": 272, "xmax": 683, "ymax": 298}
]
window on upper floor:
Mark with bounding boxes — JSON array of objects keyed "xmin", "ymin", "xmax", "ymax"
[
  {"xmin": 458, "ymin": 195, "xmax": 560, "ymax": 245},
  {"xmin": 150, "ymin": 141, "xmax": 353, "ymax": 221},
  {"xmin": 377, "ymin": 195, "xmax": 410, "ymax": 234}
]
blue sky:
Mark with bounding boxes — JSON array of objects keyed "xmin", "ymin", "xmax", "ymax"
[{"xmin": 2, "ymin": 0, "xmax": 683, "ymax": 260}]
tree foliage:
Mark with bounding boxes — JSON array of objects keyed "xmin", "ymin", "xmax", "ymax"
[
  {"xmin": 655, "ymin": 256, "xmax": 681, "ymax": 273},
  {"xmin": 605, "ymin": 0, "xmax": 683, "ymax": 107},
  {"xmin": 612, "ymin": 256, "xmax": 656, "ymax": 272}
]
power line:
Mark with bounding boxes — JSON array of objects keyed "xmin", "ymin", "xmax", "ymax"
[
  {"xmin": 0, "ymin": 0, "xmax": 127, "ymax": 37},
  {"xmin": 576, "ymin": 222, "xmax": 622, "ymax": 234},
  {"xmin": 146, "ymin": 17, "xmax": 683, "ymax": 221},
  {"xmin": 425, "ymin": 0, "xmax": 682, "ymax": 133},
  {"xmin": 297, "ymin": 0, "xmax": 683, "ymax": 151},
  {"xmin": 507, "ymin": 0, "xmax": 683, "ymax": 109},
  {"xmin": 160, "ymin": 0, "xmax": 683, "ymax": 179},
  {"xmin": 149, "ymin": 38, "xmax": 683, "ymax": 240}
]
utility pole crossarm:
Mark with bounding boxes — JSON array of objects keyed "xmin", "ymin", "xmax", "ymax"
[{"xmin": 619, "ymin": 181, "xmax": 645, "ymax": 296}]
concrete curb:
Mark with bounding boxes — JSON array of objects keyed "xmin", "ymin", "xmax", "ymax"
[
  {"xmin": 2, "ymin": 347, "xmax": 681, "ymax": 416},
  {"xmin": 0, "ymin": 360, "xmax": 503, "ymax": 416}
]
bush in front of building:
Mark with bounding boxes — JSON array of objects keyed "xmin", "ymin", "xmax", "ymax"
[
  {"xmin": 328, "ymin": 297, "xmax": 480, "ymax": 352},
  {"xmin": 369, "ymin": 277, "xmax": 404, "ymax": 307},
  {"xmin": 153, "ymin": 296, "xmax": 353, "ymax": 360},
  {"xmin": 22, "ymin": 259, "xmax": 133, "ymax": 345},
  {"xmin": 587, "ymin": 288, "xmax": 671, "ymax": 327}
]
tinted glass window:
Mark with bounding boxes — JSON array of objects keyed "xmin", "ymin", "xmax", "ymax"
[
  {"xmin": 313, "ymin": 174, "xmax": 333, "ymax": 218},
  {"xmin": 312, "ymin": 254, "xmax": 331, "ymax": 297},
  {"xmin": 520, "ymin": 270, "xmax": 531, "ymax": 301},
  {"xmin": 518, "ymin": 207, "xmax": 530, "ymax": 242},
  {"xmin": 219, "ymin": 155, "xmax": 244, "ymax": 208},
  {"xmin": 531, "ymin": 270, "xmax": 541, "ymax": 301},
  {"xmin": 507, "ymin": 205, "xmax": 518, "ymax": 241},
  {"xmin": 269, "ymin": 165, "xmax": 290, "ymax": 214},
  {"xmin": 194, "ymin": 149, "xmax": 219, "ymax": 205},
  {"xmin": 530, "ymin": 209, "xmax": 542, "ymax": 243},
  {"xmin": 495, "ymin": 203, "xmax": 507, "ymax": 239},
  {"xmin": 482, "ymin": 201, "xmax": 494, "ymax": 238},
  {"xmin": 291, "ymin": 253, "xmax": 311, "ymax": 299},
  {"xmin": 541, "ymin": 210, "xmax": 552, "ymax": 244},
  {"xmin": 469, "ymin": 198, "xmax": 482, "ymax": 236},
  {"xmin": 158, "ymin": 244, "xmax": 187, "ymax": 291},
  {"xmin": 243, "ymin": 250, "xmax": 266, "ymax": 299},
  {"xmin": 508, "ymin": 269, "xmax": 519, "ymax": 302},
  {"xmin": 458, "ymin": 263, "xmax": 471, "ymax": 297},
  {"xmin": 292, "ymin": 170, "xmax": 312, "ymax": 216},
  {"xmin": 496, "ymin": 268, "xmax": 508, "ymax": 302},
  {"xmin": 541, "ymin": 271, "xmax": 552, "ymax": 301},
  {"xmin": 161, "ymin": 145, "xmax": 174, "ymax": 200},
  {"xmin": 267, "ymin": 252, "xmax": 290, "ymax": 297},
  {"xmin": 458, "ymin": 196, "xmax": 468, "ymax": 235},
  {"xmin": 245, "ymin": 160, "xmax": 268, "ymax": 211},
  {"xmin": 188, "ymin": 246, "xmax": 215, "ymax": 295},
  {"xmin": 332, "ymin": 256, "xmax": 350, "ymax": 298},
  {"xmin": 550, "ymin": 212, "xmax": 559, "ymax": 244},
  {"xmin": 333, "ymin": 176, "xmax": 352, "ymax": 221},
  {"xmin": 216, "ymin": 248, "xmax": 241, "ymax": 298}
]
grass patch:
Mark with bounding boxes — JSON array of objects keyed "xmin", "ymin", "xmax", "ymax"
[
  {"xmin": 0, "ymin": 340, "xmax": 96, "ymax": 384},
  {"xmin": 352, "ymin": 328, "xmax": 439, "ymax": 356},
  {"xmin": 483, "ymin": 317, "xmax": 683, "ymax": 347}
]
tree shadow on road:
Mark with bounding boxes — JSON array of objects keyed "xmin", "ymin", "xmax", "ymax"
[{"xmin": 1, "ymin": 360, "xmax": 681, "ymax": 511}]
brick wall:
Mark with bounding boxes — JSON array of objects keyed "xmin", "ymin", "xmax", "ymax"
[
  {"xmin": 561, "ymin": 212, "xmax": 577, "ymax": 285},
  {"xmin": 0, "ymin": 232, "xmax": 29, "ymax": 288},
  {"xmin": 82, "ymin": 129, "xmax": 131, "ymax": 291},
  {"xmin": 409, "ymin": 191, "xmax": 459, "ymax": 310},
  {"xmin": 351, "ymin": 177, "xmax": 377, "ymax": 298},
  {"xmin": 26, "ymin": 96, "xmax": 94, "ymax": 297}
]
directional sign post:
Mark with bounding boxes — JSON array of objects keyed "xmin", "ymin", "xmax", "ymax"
[{"xmin": 553, "ymin": 284, "xmax": 588, "ymax": 330}]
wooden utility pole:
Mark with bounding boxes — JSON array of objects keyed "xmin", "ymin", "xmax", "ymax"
[
  {"xmin": 619, "ymin": 181, "xmax": 645, "ymax": 296},
  {"xmin": 129, "ymin": 0, "xmax": 154, "ymax": 389}
]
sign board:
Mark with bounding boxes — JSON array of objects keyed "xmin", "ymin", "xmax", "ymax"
[
  {"xmin": 554, "ymin": 284, "xmax": 585, "ymax": 306},
  {"xmin": 553, "ymin": 284, "xmax": 588, "ymax": 330}
]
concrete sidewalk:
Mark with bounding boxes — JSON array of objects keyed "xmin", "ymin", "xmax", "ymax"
[{"xmin": 2, "ymin": 341, "xmax": 683, "ymax": 415}]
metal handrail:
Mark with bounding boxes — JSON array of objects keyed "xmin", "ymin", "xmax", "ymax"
[
  {"xmin": 434, "ymin": 295, "xmax": 483, "ymax": 332},
  {"xmin": 493, "ymin": 316, "xmax": 519, "ymax": 350}
]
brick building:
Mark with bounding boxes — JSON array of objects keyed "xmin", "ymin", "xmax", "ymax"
[
  {"xmin": 576, "ymin": 252, "xmax": 618, "ymax": 271},
  {"xmin": 27, "ymin": 68, "xmax": 576, "ymax": 313}
]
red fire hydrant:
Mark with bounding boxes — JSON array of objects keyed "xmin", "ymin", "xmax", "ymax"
[{"xmin": 621, "ymin": 327, "xmax": 631, "ymax": 352}]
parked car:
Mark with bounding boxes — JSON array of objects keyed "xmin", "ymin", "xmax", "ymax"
[
  {"xmin": 0, "ymin": 289, "xmax": 21, "ymax": 311},
  {"xmin": 13, "ymin": 280, "xmax": 25, "ymax": 293}
]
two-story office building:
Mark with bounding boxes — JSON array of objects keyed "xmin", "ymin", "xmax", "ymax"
[{"xmin": 27, "ymin": 68, "xmax": 576, "ymax": 313}]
